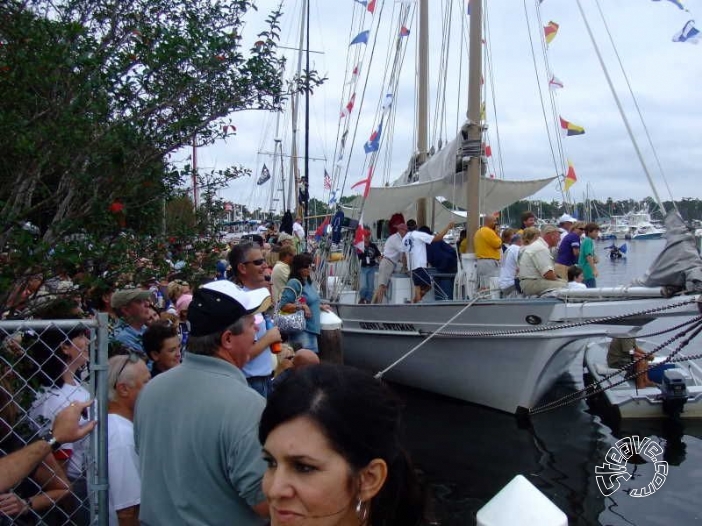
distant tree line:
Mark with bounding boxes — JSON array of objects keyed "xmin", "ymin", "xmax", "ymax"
[
  {"xmin": 500, "ymin": 196, "xmax": 702, "ymax": 227},
  {"xmin": 238, "ymin": 195, "xmax": 702, "ymax": 233}
]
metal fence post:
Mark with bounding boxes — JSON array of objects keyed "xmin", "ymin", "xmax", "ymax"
[{"xmin": 93, "ymin": 312, "xmax": 109, "ymax": 526}]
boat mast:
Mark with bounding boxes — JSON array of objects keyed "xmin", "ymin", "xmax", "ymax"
[
  {"xmin": 287, "ymin": 2, "xmax": 307, "ymax": 213},
  {"xmin": 303, "ymin": 0, "xmax": 310, "ymax": 246},
  {"xmin": 464, "ymin": 0, "xmax": 482, "ymax": 252},
  {"xmin": 415, "ymin": 0, "xmax": 429, "ymax": 227}
]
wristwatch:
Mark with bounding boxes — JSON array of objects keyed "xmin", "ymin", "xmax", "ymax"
[{"xmin": 40, "ymin": 430, "xmax": 62, "ymax": 452}]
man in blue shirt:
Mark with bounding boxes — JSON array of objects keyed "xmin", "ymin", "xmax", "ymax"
[{"xmin": 555, "ymin": 216, "xmax": 582, "ymax": 280}]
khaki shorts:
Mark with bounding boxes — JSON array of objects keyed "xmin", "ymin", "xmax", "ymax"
[
  {"xmin": 519, "ymin": 277, "xmax": 566, "ymax": 296},
  {"xmin": 476, "ymin": 259, "xmax": 500, "ymax": 289},
  {"xmin": 554, "ymin": 263, "xmax": 569, "ymax": 280},
  {"xmin": 377, "ymin": 257, "xmax": 398, "ymax": 287}
]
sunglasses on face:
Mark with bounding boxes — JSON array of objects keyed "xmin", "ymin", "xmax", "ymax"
[
  {"xmin": 113, "ymin": 352, "xmax": 141, "ymax": 389},
  {"xmin": 244, "ymin": 258, "xmax": 266, "ymax": 266}
]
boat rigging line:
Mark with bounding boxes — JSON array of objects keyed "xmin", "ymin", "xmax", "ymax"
[
  {"xmin": 575, "ymin": 0, "xmax": 667, "ymax": 215},
  {"xmin": 529, "ymin": 316, "xmax": 702, "ymax": 415},
  {"xmin": 592, "ymin": 0, "xmax": 678, "ymax": 212},
  {"xmin": 483, "ymin": 1, "xmax": 507, "ymax": 186},
  {"xmin": 421, "ymin": 296, "xmax": 698, "ymax": 338},
  {"xmin": 373, "ymin": 296, "xmax": 699, "ymax": 383},
  {"xmin": 523, "ymin": 0, "xmax": 570, "ymax": 206},
  {"xmin": 373, "ymin": 289, "xmax": 494, "ymax": 381}
]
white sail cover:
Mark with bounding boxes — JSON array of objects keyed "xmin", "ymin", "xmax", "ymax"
[
  {"xmin": 342, "ymin": 175, "xmax": 555, "ymax": 224},
  {"xmin": 341, "ymin": 127, "xmax": 556, "ymax": 223}
]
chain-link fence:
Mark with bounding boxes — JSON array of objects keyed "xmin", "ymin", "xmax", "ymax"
[{"xmin": 0, "ymin": 314, "xmax": 109, "ymax": 525}]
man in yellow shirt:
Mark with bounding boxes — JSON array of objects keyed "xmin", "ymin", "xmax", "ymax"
[{"xmin": 474, "ymin": 215, "xmax": 503, "ymax": 290}]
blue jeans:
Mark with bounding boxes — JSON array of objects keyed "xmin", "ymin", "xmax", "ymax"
[
  {"xmin": 247, "ymin": 375, "xmax": 272, "ymax": 398},
  {"xmin": 287, "ymin": 330, "xmax": 319, "ymax": 352},
  {"xmin": 584, "ymin": 278, "xmax": 597, "ymax": 288},
  {"xmin": 359, "ymin": 266, "xmax": 377, "ymax": 302}
]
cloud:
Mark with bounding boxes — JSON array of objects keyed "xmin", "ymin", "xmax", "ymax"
[{"xmin": 190, "ymin": 0, "xmax": 702, "ymax": 211}]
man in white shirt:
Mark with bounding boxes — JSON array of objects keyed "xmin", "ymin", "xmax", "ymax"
[
  {"xmin": 498, "ymin": 233, "xmax": 522, "ymax": 296},
  {"xmin": 292, "ymin": 216, "xmax": 305, "ymax": 247},
  {"xmin": 107, "ymin": 354, "xmax": 151, "ymax": 526},
  {"xmin": 373, "ymin": 223, "xmax": 408, "ymax": 303},
  {"xmin": 518, "ymin": 225, "xmax": 567, "ymax": 296},
  {"xmin": 402, "ymin": 219, "xmax": 454, "ymax": 303}
]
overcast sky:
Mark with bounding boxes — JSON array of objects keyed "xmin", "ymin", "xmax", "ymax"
[{"xmin": 187, "ymin": 0, "xmax": 702, "ymax": 213}]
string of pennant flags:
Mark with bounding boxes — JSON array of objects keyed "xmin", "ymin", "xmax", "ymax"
[
  {"xmin": 309, "ymin": 0, "xmax": 699, "ymax": 212},
  {"xmin": 323, "ymin": 0, "xmax": 403, "ymax": 208},
  {"xmin": 537, "ymin": 0, "xmax": 699, "ymax": 194},
  {"xmin": 539, "ymin": 7, "xmax": 583, "ymax": 193}
]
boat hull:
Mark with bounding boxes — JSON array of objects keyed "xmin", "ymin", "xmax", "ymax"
[
  {"xmin": 335, "ymin": 300, "xmax": 608, "ymax": 414},
  {"xmin": 334, "ymin": 296, "xmax": 700, "ymax": 414},
  {"xmin": 631, "ymin": 232, "xmax": 663, "ymax": 240},
  {"xmin": 342, "ymin": 328, "xmax": 600, "ymax": 414}
]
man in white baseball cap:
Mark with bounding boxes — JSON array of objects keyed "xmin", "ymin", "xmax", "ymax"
[{"xmin": 134, "ymin": 281, "xmax": 271, "ymax": 525}]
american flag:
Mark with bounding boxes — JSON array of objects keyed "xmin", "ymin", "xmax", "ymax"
[{"xmin": 323, "ymin": 169, "xmax": 332, "ymax": 190}]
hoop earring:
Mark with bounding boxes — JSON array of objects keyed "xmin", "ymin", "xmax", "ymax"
[{"xmin": 356, "ymin": 499, "xmax": 369, "ymax": 524}]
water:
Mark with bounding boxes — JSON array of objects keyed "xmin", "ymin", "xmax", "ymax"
[{"xmin": 387, "ymin": 239, "xmax": 702, "ymax": 525}]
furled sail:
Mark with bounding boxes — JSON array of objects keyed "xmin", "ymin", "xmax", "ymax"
[{"xmin": 342, "ymin": 129, "xmax": 555, "ymax": 223}]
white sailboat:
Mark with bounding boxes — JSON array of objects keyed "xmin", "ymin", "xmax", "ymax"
[{"xmin": 328, "ymin": 0, "xmax": 702, "ymax": 415}]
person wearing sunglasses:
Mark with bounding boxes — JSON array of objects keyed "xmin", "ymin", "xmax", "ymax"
[
  {"xmin": 229, "ymin": 242, "xmax": 282, "ymax": 398},
  {"xmin": 134, "ymin": 281, "xmax": 272, "ymax": 525},
  {"xmin": 107, "ymin": 353, "xmax": 150, "ymax": 526},
  {"xmin": 279, "ymin": 253, "xmax": 333, "ymax": 353}
]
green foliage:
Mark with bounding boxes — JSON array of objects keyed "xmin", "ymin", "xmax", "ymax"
[
  {"xmin": 0, "ymin": 0, "xmax": 324, "ymax": 312},
  {"xmin": 0, "ymin": 0, "xmax": 322, "ymax": 239}
]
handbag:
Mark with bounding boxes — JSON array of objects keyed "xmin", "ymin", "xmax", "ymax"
[{"xmin": 273, "ymin": 283, "xmax": 307, "ymax": 334}]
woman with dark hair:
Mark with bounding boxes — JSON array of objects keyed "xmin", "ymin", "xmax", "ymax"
[
  {"xmin": 259, "ymin": 363, "xmax": 426, "ymax": 526},
  {"xmin": 28, "ymin": 325, "xmax": 92, "ymax": 521},
  {"xmin": 278, "ymin": 253, "xmax": 332, "ymax": 353},
  {"xmin": 143, "ymin": 320, "xmax": 182, "ymax": 378}
]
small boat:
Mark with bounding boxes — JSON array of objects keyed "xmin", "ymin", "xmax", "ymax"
[
  {"xmin": 626, "ymin": 210, "xmax": 666, "ymax": 240},
  {"xmin": 583, "ymin": 338, "xmax": 702, "ymax": 420}
]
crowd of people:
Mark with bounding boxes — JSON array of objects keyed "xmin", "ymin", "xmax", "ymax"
[
  {"xmin": 0, "ymin": 220, "xmax": 431, "ymax": 526},
  {"xmin": 1, "ymin": 209, "xmax": 605, "ymax": 524},
  {"xmin": 360, "ymin": 210, "xmax": 603, "ymax": 303},
  {"xmin": 467, "ymin": 211, "xmax": 603, "ymax": 296}
]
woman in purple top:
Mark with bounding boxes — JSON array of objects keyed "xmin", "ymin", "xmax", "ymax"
[{"xmin": 555, "ymin": 221, "xmax": 584, "ymax": 280}]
